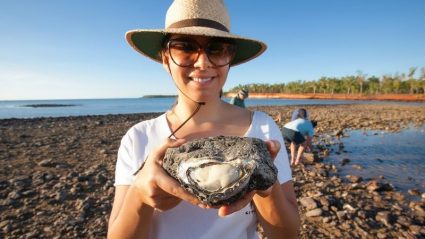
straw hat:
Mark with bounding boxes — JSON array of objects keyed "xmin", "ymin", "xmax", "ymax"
[{"xmin": 126, "ymin": 0, "xmax": 267, "ymax": 66}]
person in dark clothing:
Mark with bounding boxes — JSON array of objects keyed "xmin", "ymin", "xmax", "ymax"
[{"xmin": 230, "ymin": 89, "xmax": 248, "ymax": 108}]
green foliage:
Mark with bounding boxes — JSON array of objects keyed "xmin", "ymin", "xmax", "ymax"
[{"xmin": 227, "ymin": 67, "xmax": 425, "ymax": 95}]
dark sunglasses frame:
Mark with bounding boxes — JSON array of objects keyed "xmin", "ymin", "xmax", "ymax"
[{"xmin": 165, "ymin": 37, "xmax": 237, "ymax": 67}]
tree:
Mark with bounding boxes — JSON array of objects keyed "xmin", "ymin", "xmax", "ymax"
[
  {"xmin": 356, "ymin": 70, "xmax": 367, "ymax": 95},
  {"xmin": 367, "ymin": 76, "xmax": 380, "ymax": 94},
  {"xmin": 407, "ymin": 67, "xmax": 417, "ymax": 94}
]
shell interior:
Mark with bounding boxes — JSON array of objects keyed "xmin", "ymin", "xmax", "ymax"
[{"xmin": 177, "ymin": 157, "xmax": 257, "ymax": 201}]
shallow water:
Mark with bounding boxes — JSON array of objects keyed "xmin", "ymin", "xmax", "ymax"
[
  {"xmin": 1, "ymin": 97, "xmax": 424, "ymax": 119},
  {"xmin": 326, "ymin": 125, "xmax": 425, "ymax": 194}
]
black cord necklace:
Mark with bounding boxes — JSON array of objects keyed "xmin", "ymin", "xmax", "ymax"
[{"xmin": 133, "ymin": 63, "xmax": 205, "ymax": 175}]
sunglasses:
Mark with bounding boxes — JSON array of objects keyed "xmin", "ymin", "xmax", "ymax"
[{"xmin": 166, "ymin": 38, "xmax": 237, "ymax": 67}]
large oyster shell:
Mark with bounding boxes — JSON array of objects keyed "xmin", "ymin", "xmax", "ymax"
[{"xmin": 163, "ymin": 136, "xmax": 278, "ymax": 206}]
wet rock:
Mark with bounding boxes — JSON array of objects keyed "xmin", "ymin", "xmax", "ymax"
[
  {"xmin": 341, "ymin": 158, "xmax": 350, "ymax": 166},
  {"xmin": 366, "ymin": 180, "xmax": 393, "ymax": 192},
  {"xmin": 352, "ymin": 164, "xmax": 364, "ymax": 170},
  {"xmin": 408, "ymin": 188, "xmax": 421, "ymax": 196},
  {"xmin": 346, "ymin": 175, "xmax": 362, "ymax": 183}
]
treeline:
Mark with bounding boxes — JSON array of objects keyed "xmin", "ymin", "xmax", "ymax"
[{"xmin": 228, "ymin": 67, "xmax": 425, "ymax": 95}]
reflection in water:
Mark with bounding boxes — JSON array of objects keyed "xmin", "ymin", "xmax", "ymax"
[{"xmin": 327, "ymin": 125, "xmax": 425, "ymax": 193}]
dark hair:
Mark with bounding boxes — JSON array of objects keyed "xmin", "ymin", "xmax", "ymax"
[
  {"xmin": 297, "ymin": 108, "xmax": 308, "ymax": 119},
  {"xmin": 239, "ymin": 89, "xmax": 249, "ymax": 97},
  {"xmin": 311, "ymin": 120, "xmax": 318, "ymax": 128}
]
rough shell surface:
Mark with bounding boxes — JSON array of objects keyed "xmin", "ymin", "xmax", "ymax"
[{"xmin": 163, "ymin": 136, "xmax": 278, "ymax": 206}]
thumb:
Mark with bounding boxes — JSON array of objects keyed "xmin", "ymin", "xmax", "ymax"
[
  {"xmin": 265, "ymin": 140, "xmax": 281, "ymax": 160},
  {"xmin": 151, "ymin": 138, "xmax": 186, "ymax": 164}
]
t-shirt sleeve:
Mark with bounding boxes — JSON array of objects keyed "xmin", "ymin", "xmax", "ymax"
[
  {"xmin": 308, "ymin": 121, "xmax": 314, "ymax": 137},
  {"xmin": 268, "ymin": 117, "xmax": 293, "ymax": 184},
  {"xmin": 114, "ymin": 128, "xmax": 139, "ymax": 186},
  {"xmin": 254, "ymin": 112, "xmax": 292, "ymax": 184}
]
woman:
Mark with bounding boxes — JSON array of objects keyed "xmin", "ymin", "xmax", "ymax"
[
  {"xmin": 108, "ymin": 0, "xmax": 300, "ymax": 238},
  {"xmin": 283, "ymin": 108, "xmax": 315, "ymax": 165}
]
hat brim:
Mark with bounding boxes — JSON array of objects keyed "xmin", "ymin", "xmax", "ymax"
[{"xmin": 126, "ymin": 27, "xmax": 267, "ymax": 66}]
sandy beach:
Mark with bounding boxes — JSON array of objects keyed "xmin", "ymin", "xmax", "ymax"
[{"xmin": 1, "ymin": 104, "xmax": 425, "ymax": 238}]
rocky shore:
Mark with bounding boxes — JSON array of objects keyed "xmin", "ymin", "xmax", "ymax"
[{"xmin": 1, "ymin": 104, "xmax": 425, "ymax": 238}]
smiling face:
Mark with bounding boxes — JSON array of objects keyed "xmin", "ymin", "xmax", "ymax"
[{"xmin": 162, "ymin": 34, "xmax": 234, "ymax": 103}]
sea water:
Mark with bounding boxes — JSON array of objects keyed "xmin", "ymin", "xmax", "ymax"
[
  {"xmin": 1, "ymin": 97, "xmax": 424, "ymax": 119},
  {"xmin": 327, "ymin": 125, "xmax": 425, "ymax": 194}
]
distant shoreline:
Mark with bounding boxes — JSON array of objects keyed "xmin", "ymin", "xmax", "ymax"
[
  {"xmin": 225, "ymin": 92, "xmax": 425, "ymax": 102},
  {"xmin": 21, "ymin": 104, "xmax": 80, "ymax": 108},
  {"xmin": 142, "ymin": 95, "xmax": 177, "ymax": 98}
]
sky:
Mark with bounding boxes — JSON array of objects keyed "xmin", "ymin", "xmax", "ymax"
[{"xmin": 1, "ymin": 0, "xmax": 424, "ymax": 100}]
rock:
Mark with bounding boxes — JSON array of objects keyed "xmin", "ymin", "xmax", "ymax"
[
  {"xmin": 346, "ymin": 175, "xmax": 362, "ymax": 183},
  {"xmin": 300, "ymin": 197, "xmax": 318, "ymax": 210},
  {"xmin": 163, "ymin": 136, "xmax": 277, "ymax": 206},
  {"xmin": 397, "ymin": 216, "xmax": 412, "ymax": 227},
  {"xmin": 341, "ymin": 158, "xmax": 350, "ymax": 166},
  {"xmin": 408, "ymin": 188, "xmax": 420, "ymax": 196},
  {"xmin": 0, "ymin": 220, "xmax": 9, "ymax": 229},
  {"xmin": 352, "ymin": 164, "xmax": 364, "ymax": 170},
  {"xmin": 336, "ymin": 210, "xmax": 346, "ymax": 220},
  {"xmin": 319, "ymin": 197, "xmax": 330, "ymax": 207},
  {"xmin": 302, "ymin": 152, "xmax": 321, "ymax": 164},
  {"xmin": 37, "ymin": 158, "xmax": 57, "ymax": 167},
  {"xmin": 54, "ymin": 190, "xmax": 68, "ymax": 201},
  {"xmin": 408, "ymin": 225, "xmax": 421, "ymax": 235},
  {"xmin": 8, "ymin": 191, "xmax": 21, "ymax": 200},
  {"xmin": 306, "ymin": 208, "xmax": 323, "ymax": 217},
  {"xmin": 343, "ymin": 203, "xmax": 356, "ymax": 212},
  {"xmin": 392, "ymin": 192, "xmax": 405, "ymax": 202},
  {"xmin": 376, "ymin": 232, "xmax": 387, "ymax": 239},
  {"xmin": 375, "ymin": 211, "xmax": 391, "ymax": 227},
  {"xmin": 322, "ymin": 217, "xmax": 331, "ymax": 223},
  {"xmin": 366, "ymin": 180, "xmax": 393, "ymax": 192}
]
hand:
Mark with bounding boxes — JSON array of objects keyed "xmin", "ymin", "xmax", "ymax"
[
  {"xmin": 217, "ymin": 139, "xmax": 280, "ymax": 217},
  {"xmin": 132, "ymin": 138, "xmax": 203, "ymax": 211}
]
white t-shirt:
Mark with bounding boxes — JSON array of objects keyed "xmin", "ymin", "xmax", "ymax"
[{"xmin": 115, "ymin": 111, "xmax": 292, "ymax": 239}]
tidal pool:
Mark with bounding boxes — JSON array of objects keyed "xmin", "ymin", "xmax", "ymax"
[{"xmin": 326, "ymin": 124, "xmax": 425, "ymax": 195}]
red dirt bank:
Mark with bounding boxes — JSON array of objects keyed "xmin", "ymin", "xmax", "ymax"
[{"xmin": 225, "ymin": 93, "xmax": 425, "ymax": 102}]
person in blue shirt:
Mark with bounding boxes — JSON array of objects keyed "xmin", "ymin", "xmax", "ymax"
[
  {"xmin": 229, "ymin": 89, "xmax": 248, "ymax": 108},
  {"xmin": 282, "ymin": 108, "xmax": 315, "ymax": 165}
]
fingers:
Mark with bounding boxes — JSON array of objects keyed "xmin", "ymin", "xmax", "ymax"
[
  {"xmin": 150, "ymin": 138, "xmax": 186, "ymax": 164},
  {"xmin": 265, "ymin": 140, "xmax": 281, "ymax": 160},
  {"xmin": 156, "ymin": 170, "xmax": 201, "ymax": 206},
  {"xmin": 254, "ymin": 186, "xmax": 273, "ymax": 197},
  {"xmin": 217, "ymin": 191, "xmax": 256, "ymax": 217}
]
